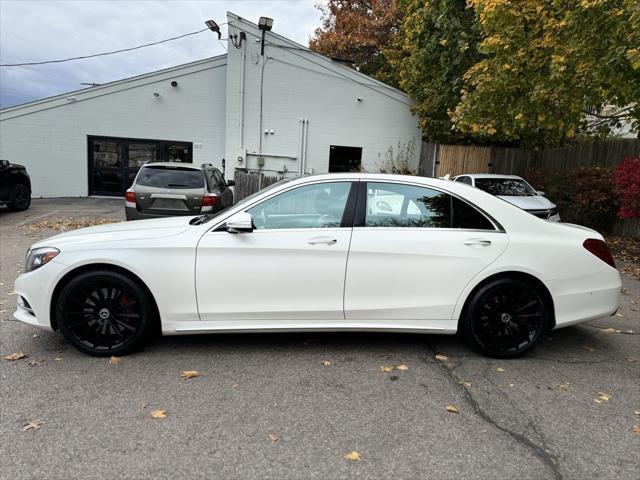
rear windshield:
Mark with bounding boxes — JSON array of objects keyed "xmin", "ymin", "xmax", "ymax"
[
  {"xmin": 474, "ymin": 178, "xmax": 536, "ymax": 196},
  {"xmin": 136, "ymin": 166, "xmax": 204, "ymax": 189}
]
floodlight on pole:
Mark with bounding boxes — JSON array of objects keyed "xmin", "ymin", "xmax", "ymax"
[{"xmin": 258, "ymin": 17, "xmax": 273, "ymax": 56}]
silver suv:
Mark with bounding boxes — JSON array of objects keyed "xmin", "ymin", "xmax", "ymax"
[{"xmin": 125, "ymin": 162, "xmax": 234, "ymax": 220}]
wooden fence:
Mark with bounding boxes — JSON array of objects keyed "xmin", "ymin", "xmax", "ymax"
[
  {"xmin": 427, "ymin": 138, "xmax": 640, "ymax": 177},
  {"xmin": 233, "ymin": 169, "xmax": 283, "ymax": 202}
]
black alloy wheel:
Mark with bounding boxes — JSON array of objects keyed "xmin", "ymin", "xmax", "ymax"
[
  {"xmin": 462, "ymin": 278, "xmax": 549, "ymax": 358},
  {"xmin": 56, "ymin": 270, "xmax": 155, "ymax": 356},
  {"xmin": 8, "ymin": 184, "xmax": 30, "ymax": 211}
]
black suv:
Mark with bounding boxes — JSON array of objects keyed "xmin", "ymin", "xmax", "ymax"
[{"xmin": 0, "ymin": 160, "xmax": 31, "ymax": 211}]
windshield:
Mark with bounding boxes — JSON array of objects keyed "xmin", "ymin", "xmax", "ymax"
[
  {"xmin": 474, "ymin": 178, "xmax": 536, "ymax": 196},
  {"xmin": 136, "ymin": 166, "xmax": 205, "ymax": 189}
]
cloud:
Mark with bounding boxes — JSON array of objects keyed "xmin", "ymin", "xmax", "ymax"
[{"xmin": 0, "ymin": 0, "xmax": 322, "ymax": 108}]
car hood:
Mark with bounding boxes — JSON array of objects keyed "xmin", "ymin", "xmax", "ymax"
[
  {"xmin": 497, "ymin": 195, "xmax": 556, "ymax": 210},
  {"xmin": 31, "ymin": 216, "xmax": 195, "ymax": 249}
]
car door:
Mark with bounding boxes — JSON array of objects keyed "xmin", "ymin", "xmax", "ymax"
[
  {"xmin": 195, "ymin": 180, "xmax": 356, "ymax": 321},
  {"xmin": 344, "ymin": 181, "xmax": 508, "ymax": 324}
]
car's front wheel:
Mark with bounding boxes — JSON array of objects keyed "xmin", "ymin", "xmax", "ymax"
[
  {"xmin": 8, "ymin": 184, "xmax": 30, "ymax": 211},
  {"xmin": 56, "ymin": 270, "xmax": 156, "ymax": 356},
  {"xmin": 461, "ymin": 278, "xmax": 550, "ymax": 358}
]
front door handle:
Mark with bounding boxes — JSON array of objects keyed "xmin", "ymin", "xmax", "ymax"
[
  {"xmin": 308, "ymin": 237, "xmax": 338, "ymax": 246},
  {"xmin": 464, "ymin": 239, "xmax": 492, "ymax": 247}
]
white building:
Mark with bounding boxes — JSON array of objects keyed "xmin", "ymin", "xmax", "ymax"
[{"xmin": 0, "ymin": 12, "xmax": 421, "ymax": 198}]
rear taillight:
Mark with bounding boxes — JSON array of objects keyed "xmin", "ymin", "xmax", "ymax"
[
  {"xmin": 583, "ymin": 238, "xmax": 616, "ymax": 268},
  {"xmin": 202, "ymin": 194, "xmax": 220, "ymax": 207},
  {"xmin": 125, "ymin": 190, "xmax": 136, "ymax": 203}
]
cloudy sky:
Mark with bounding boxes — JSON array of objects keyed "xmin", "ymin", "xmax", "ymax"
[{"xmin": 0, "ymin": 0, "xmax": 323, "ymax": 108}]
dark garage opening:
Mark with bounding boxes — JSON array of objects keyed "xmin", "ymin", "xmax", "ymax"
[
  {"xmin": 88, "ymin": 135, "xmax": 193, "ymax": 196},
  {"xmin": 329, "ymin": 145, "xmax": 362, "ymax": 173}
]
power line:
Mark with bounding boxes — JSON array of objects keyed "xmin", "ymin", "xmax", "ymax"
[{"xmin": 0, "ymin": 24, "xmax": 229, "ymax": 67}]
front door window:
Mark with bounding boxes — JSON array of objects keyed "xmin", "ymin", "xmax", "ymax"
[{"xmin": 247, "ymin": 182, "xmax": 352, "ymax": 229}]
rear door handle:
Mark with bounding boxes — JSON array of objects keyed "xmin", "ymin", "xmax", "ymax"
[
  {"xmin": 464, "ymin": 239, "xmax": 492, "ymax": 247},
  {"xmin": 308, "ymin": 237, "xmax": 337, "ymax": 246}
]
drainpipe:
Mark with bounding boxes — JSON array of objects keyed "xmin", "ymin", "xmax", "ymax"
[
  {"xmin": 239, "ymin": 35, "xmax": 246, "ymax": 150},
  {"xmin": 301, "ymin": 118, "xmax": 309, "ymax": 174},
  {"xmin": 297, "ymin": 117, "xmax": 304, "ymax": 175}
]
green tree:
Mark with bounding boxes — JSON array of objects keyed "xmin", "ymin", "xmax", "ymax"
[
  {"xmin": 386, "ymin": 0, "xmax": 480, "ymax": 143},
  {"xmin": 450, "ymin": 0, "xmax": 640, "ymax": 147}
]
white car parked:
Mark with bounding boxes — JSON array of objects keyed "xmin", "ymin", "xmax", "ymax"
[
  {"xmin": 14, "ymin": 173, "xmax": 620, "ymax": 358},
  {"xmin": 453, "ymin": 174, "xmax": 561, "ymax": 221}
]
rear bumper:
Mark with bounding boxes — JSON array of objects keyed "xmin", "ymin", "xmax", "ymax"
[
  {"xmin": 125, "ymin": 206, "xmax": 204, "ymax": 221},
  {"xmin": 550, "ymin": 265, "xmax": 621, "ymax": 328}
]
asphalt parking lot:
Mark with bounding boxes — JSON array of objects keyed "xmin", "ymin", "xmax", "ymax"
[{"xmin": 1, "ymin": 198, "xmax": 639, "ymax": 480}]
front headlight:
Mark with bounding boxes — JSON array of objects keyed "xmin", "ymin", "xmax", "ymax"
[{"xmin": 25, "ymin": 247, "xmax": 60, "ymax": 273}]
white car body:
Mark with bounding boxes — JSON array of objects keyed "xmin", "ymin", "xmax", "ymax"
[
  {"xmin": 453, "ymin": 174, "xmax": 561, "ymax": 222},
  {"xmin": 14, "ymin": 174, "xmax": 619, "ymax": 345}
]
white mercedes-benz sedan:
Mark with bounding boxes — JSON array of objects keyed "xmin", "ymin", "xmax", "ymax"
[{"xmin": 13, "ymin": 173, "xmax": 620, "ymax": 358}]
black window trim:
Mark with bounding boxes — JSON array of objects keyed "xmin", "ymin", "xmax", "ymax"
[{"xmin": 353, "ymin": 180, "xmax": 504, "ymax": 233}]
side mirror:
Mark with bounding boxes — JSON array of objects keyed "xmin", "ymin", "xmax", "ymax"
[
  {"xmin": 0, "ymin": 160, "xmax": 9, "ymax": 169},
  {"xmin": 226, "ymin": 179, "xmax": 235, "ymax": 187},
  {"xmin": 537, "ymin": 190, "xmax": 546, "ymax": 196},
  {"xmin": 225, "ymin": 211, "xmax": 253, "ymax": 233}
]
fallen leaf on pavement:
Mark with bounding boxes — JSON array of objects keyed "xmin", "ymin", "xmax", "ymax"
[
  {"xmin": 322, "ymin": 360, "xmax": 332, "ymax": 367},
  {"xmin": 594, "ymin": 392, "xmax": 611, "ymax": 404},
  {"xmin": 445, "ymin": 405, "xmax": 459, "ymax": 414},
  {"xmin": 181, "ymin": 370, "xmax": 200, "ymax": 379},
  {"xmin": 380, "ymin": 366, "xmax": 394, "ymax": 372},
  {"xmin": 633, "ymin": 425, "xmax": 640, "ymax": 437},
  {"xmin": 27, "ymin": 359, "xmax": 45, "ymax": 367},
  {"xmin": 496, "ymin": 367, "xmax": 505, "ymax": 373},
  {"xmin": 558, "ymin": 383, "xmax": 571, "ymax": 391},
  {"xmin": 580, "ymin": 345, "xmax": 595, "ymax": 352},
  {"xmin": 4, "ymin": 352, "xmax": 27, "ymax": 361},
  {"xmin": 435, "ymin": 354, "xmax": 449, "ymax": 362},
  {"xmin": 54, "ymin": 357, "xmax": 62, "ymax": 362},
  {"xmin": 267, "ymin": 433, "xmax": 279, "ymax": 442},
  {"xmin": 635, "ymin": 409, "xmax": 640, "ymax": 417},
  {"xmin": 108, "ymin": 356, "xmax": 121, "ymax": 365},
  {"xmin": 139, "ymin": 402, "xmax": 148, "ymax": 412},
  {"xmin": 150, "ymin": 409, "xmax": 167, "ymax": 419},
  {"xmin": 627, "ymin": 355, "xmax": 638, "ymax": 363},
  {"xmin": 231, "ymin": 383, "xmax": 239, "ymax": 389},
  {"xmin": 614, "ymin": 313, "xmax": 624, "ymax": 317},
  {"xmin": 344, "ymin": 451, "xmax": 361, "ymax": 461},
  {"xmin": 600, "ymin": 327, "xmax": 621, "ymax": 334},
  {"xmin": 458, "ymin": 380, "xmax": 472, "ymax": 388},
  {"xmin": 22, "ymin": 419, "xmax": 43, "ymax": 431},
  {"xmin": 396, "ymin": 364, "xmax": 409, "ymax": 371}
]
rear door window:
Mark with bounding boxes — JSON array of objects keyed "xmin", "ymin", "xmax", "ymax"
[{"xmin": 136, "ymin": 167, "xmax": 205, "ymax": 189}]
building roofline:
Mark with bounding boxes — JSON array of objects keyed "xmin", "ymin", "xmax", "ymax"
[
  {"xmin": 226, "ymin": 12, "xmax": 410, "ymax": 100},
  {"xmin": 0, "ymin": 55, "xmax": 227, "ymax": 114}
]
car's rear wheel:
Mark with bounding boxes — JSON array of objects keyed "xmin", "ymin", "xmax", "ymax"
[
  {"xmin": 462, "ymin": 278, "xmax": 549, "ymax": 358},
  {"xmin": 56, "ymin": 270, "xmax": 155, "ymax": 356},
  {"xmin": 8, "ymin": 184, "xmax": 30, "ymax": 211}
]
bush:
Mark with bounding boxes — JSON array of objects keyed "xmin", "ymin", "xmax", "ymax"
[
  {"xmin": 523, "ymin": 165, "xmax": 617, "ymax": 233},
  {"xmin": 612, "ymin": 157, "xmax": 640, "ymax": 219}
]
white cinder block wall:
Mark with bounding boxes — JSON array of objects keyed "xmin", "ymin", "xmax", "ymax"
[
  {"xmin": 0, "ymin": 57, "xmax": 227, "ymax": 197},
  {"xmin": 225, "ymin": 13, "xmax": 421, "ymax": 176}
]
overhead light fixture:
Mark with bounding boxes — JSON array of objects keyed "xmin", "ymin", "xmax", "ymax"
[
  {"xmin": 258, "ymin": 16, "xmax": 274, "ymax": 56},
  {"xmin": 258, "ymin": 17, "xmax": 273, "ymax": 32},
  {"xmin": 205, "ymin": 19, "xmax": 221, "ymax": 39}
]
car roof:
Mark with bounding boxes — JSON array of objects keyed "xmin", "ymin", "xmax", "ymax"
[{"xmin": 456, "ymin": 174, "xmax": 524, "ymax": 180}]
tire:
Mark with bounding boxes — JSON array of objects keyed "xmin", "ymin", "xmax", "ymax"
[
  {"xmin": 461, "ymin": 278, "xmax": 550, "ymax": 358},
  {"xmin": 56, "ymin": 270, "xmax": 156, "ymax": 356},
  {"xmin": 7, "ymin": 184, "xmax": 30, "ymax": 211}
]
